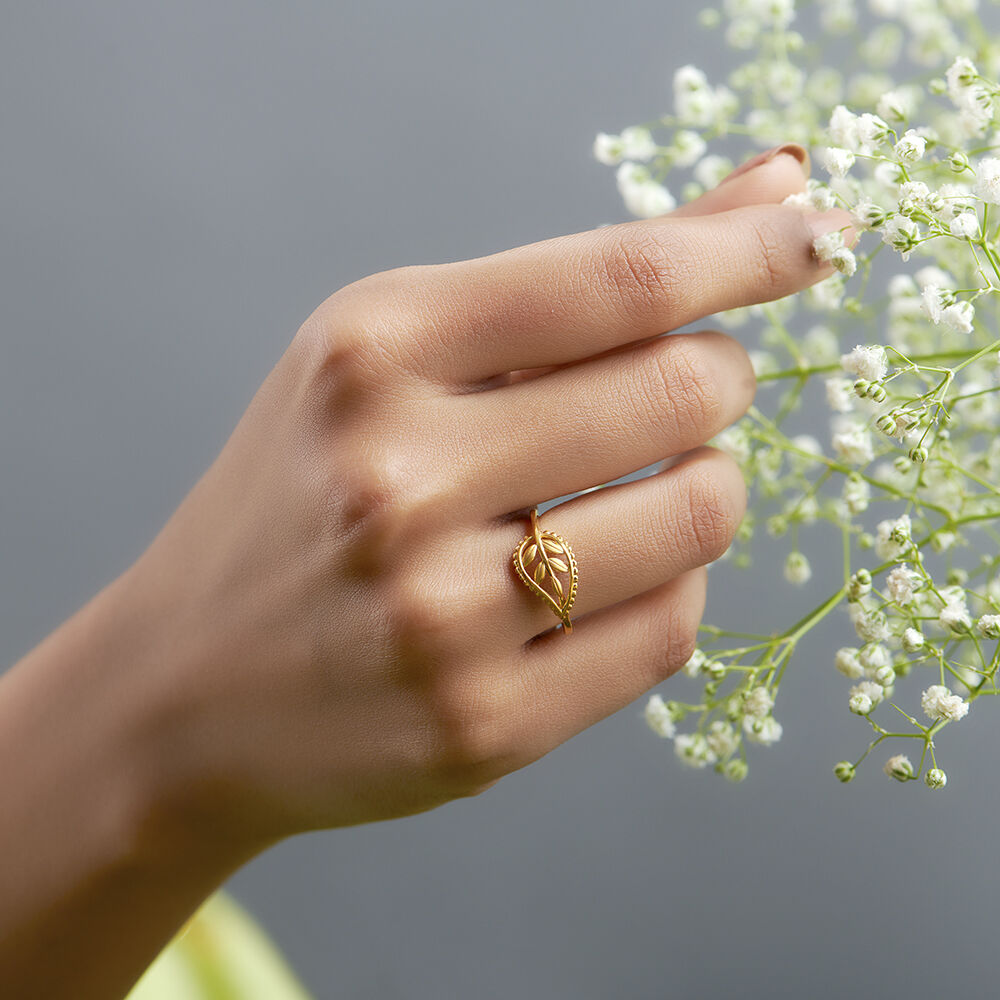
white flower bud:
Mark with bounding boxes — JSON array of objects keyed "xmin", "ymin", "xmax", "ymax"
[
  {"xmin": 884, "ymin": 754, "xmax": 913, "ymax": 782},
  {"xmin": 977, "ymin": 614, "xmax": 1000, "ymax": 639},
  {"xmin": 833, "ymin": 760, "xmax": 856, "ymax": 783},
  {"xmin": 924, "ymin": 768, "xmax": 947, "ymax": 789},
  {"xmin": 593, "ymin": 132, "xmax": 625, "ymax": 165},
  {"xmin": 949, "ymin": 212, "xmax": 979, "ymax": 238},
  {"xmin": 849, "ymin": 691, "xmax": 873, "ymax": 715},
  {"xmin": 902, "ymin": 628, "xmax": 926, "ymax": 653},
  {"xmin": 723, "ymin": 758, "xmax": 748, "ymax": 783},
  {"xmin": 893, "ymin": 129, "xmax": 926, "ymax": 164},
  {"xmin": 644, "ymin": 694, "xmax": 676, "ymax": 738},
  {"xmin": 682, "ymin": 648, "xmax": 708, "ymax": 677},
  {"xmin": 784, "ymin": 551, "xmax": 812, "ymax": 585},
  {"xmin": 874, "ymin": 664, "xmax": 896, "ymax": 687},
  {"xmin": 674, "ymin": 732, "xmax": 717, "ymax": 768}
]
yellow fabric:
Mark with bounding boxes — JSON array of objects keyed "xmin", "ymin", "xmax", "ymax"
[{"xmin": 126, "ymin": 892, "xmax": 314, "ymax": 1000}]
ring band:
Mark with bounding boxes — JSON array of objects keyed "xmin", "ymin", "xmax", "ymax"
[{"xmin": 512, "ymin": 507, "xmax": 578, "ymax": 633}]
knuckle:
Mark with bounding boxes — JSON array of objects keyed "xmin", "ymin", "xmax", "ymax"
[
  {"xmin": 682, "ymin": 457, "xmax": 744, "ymax": 563},
  {"xmin": 425, "ymin": 677, "xmax": 511, "ymax": 792},
  {"xmin": 644, "ymin": 338, "xmax": 722, "ymax": 441},
  {"xmin": 660, "ymin": 597, "xmax": 701, "ymax": 680},
  {"xmin": 299, "ymin": 266, "xmax": 442, "ymax": 385},
  {"xmin": 334, "ymin": 453, "xmax": 448, "ymax": 573},
  {"xmin": 743, "ymin": 214, "xmax": 788, "ymax": 295},
  {"xmin": 597, "ymin": 226, "xmax": 687, "ymax": 322},
  {"xmin": 391, "ymin": 571, "xmax": 470, "ymax": 656}
]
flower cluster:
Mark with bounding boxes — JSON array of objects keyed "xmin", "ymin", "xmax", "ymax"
[{"xmin": 595, "ymin": 0, "xmax": 1000, "ymax": 788}]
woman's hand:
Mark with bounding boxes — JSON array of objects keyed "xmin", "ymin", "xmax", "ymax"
[
  {"xmin": 0, "ymin": 144, "xmax": 854, "ymax": 998},
  {"xmin": 106, "ymin": 144, "xmax": 848, "ymax": 846}
]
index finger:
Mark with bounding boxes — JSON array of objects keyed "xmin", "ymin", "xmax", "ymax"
[{"xmin": 409, "ymin": 203, "xmax": 854, "ymax": 385}]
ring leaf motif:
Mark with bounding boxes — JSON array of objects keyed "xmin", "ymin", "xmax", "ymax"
[{"xmin": 514, "ymin": 529, "xmax": 578, "ymax": 628}]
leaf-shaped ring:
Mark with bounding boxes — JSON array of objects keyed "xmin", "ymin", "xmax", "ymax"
[{"xmin": 512, "ymin": 507, "xmax": 578, "ymax": 634}]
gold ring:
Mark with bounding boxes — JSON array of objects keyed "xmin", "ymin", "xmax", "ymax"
[{"xmin": 512, "ymin": 507, "xmax": 578, "ymax": 633}]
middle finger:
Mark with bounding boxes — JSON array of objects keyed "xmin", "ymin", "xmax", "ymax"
[{"xmin": 458, "ymin": 328, "xmax": 754, "ymax": 515}]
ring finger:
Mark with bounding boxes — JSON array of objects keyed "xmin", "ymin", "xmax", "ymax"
[{"xmin": 479, "ymin": 445, "xmax": 744, "ymax": 644}]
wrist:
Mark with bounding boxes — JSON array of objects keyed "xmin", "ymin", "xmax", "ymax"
[{"xmin": 0, "ymin": 566, "xmax": 262, "ymax": 997}]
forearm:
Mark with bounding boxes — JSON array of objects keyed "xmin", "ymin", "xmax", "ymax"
[{"xmin": 0, "ymin": 569, "xmax": 256, "ymax": 1000}]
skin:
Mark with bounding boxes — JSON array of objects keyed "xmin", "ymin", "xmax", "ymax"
[{"xmin": 0, "ymin": 144, "xmax": 853, "ymax": 999}]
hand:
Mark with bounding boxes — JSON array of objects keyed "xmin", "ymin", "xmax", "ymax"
[{"xmin": 100, "ymin": 144, "xmax": 845, "ymax": 849}]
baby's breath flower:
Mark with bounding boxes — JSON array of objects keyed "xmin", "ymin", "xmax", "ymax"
[
  {"xmin": 644, "ymin": 694, "xmax": 677, "ymax": 738},
  {"xmin": 819, "ymin": 146, "xmax": 855, "ymax": 178},
  {"xmin": 612, "ymin": 0, "xmax": 1000, "ymax": 790},
  {"xmin": 619, "ymin": 126, "xmax": 657, "ymax": 161},
  {"xmin": 948, "ymin": 212, "xmax": 979, "ymax": 238},
  {"xmin": 835, "ymin": 647, "xmax": 865, "ymax": 679},
  {"xmin": 874, "ymin": 514, "xmax": 913, "ymax": 561},
  {"xmin": 851, "ymin": 678, "xmax": 885, "ymax": 708},
  {"xmin": 877, "ymin": 86, "xmax": 917, "ymax": 123},
  {"xmin": 833, "ymin": 424, "xmax": 874, "ymax": 465},
  {"xmin": 723, "ymin": 758, "xmax": 748, "ymax": 782},
  {"xmin": 881, "ymin": 215, "xmax": 921, "ymax": 258},
  {"xmin": 826, "ymin": 377, "xmax": 856, "ymax": 413},
  {"xmin": 920, "ymin": 283, "xmax": 952, "ymax": 323},
  {"xmin": 693, "ymin": 154, "xmax": 734, "ymax": 189},
  {"xmin": 849, "ymin": 603, "xmax": 891, "ymax": 644},
  {"xmin": 851, "ymin": 198, "xmax": 888, "ymax": 230},
  {"xmin": 742, "ymin": 715, "xmax": 783, "ymax": 745},
  {"xmin": 884, "ymin": 754, "xmax": 914, "ymax": 782},
  {"xmin": 893, "ymin": 129, "xmax": 926, "ymax": 163},
  {"xmin": 784, "ymin": 551, "xmax": 812, "ymax": 584},
  {"xmin": 682, "ymin": 648, "xmax": 708, "ymax": 677},
  {"xmin": 616, "ymin": 162, "xmax": 677, "ymax": 217},
  {"xmin": 856, "ymin": 111, "xmax": 892, "ymax": 150},
  {"xmin": 743, "ymin": 685, "xmax": 775, "ymax": 719},
  {"xmin": 974, "ymin": 157, "xmax": 1000, "ymax": 205},
  {"xmin": 593, "ymin": 132, "xmax": 625, "ymax": 165},
  {"xmin": 842, "ymin": 473, "xmax": 871, "ymax": 514},
  {"xmin": 902, "ymin": 627, "xmax": 926, "ymax": 653},
  {"xmin": 886, "ymin": 564, "xmax": 918, "ymax": 605},
  {"xmin": 977, "ymin": 614, "xmax": 1000, "ymax": 639},
  {"xmin": 672, "ymin": 129, "xmax": 708, "ymax": 167},
  {"xmin": 942, "ymin": 300, "xmax": 975, "ymax": 333},
  {"xmin": 706, "ymin": 720, "xmax": 739, "ymax": 759},
  {"xmin": 833, "ymin": 760, "xmax": 856, "ymax": 783},
  {"xmin": 847, "ymin": 568, "xmax": 873, "ymax": 601},
  {"xmin": 921, "ymin": 684, "xmax": 970, "ymax": 722},
  {"xmin": 675, "ymin": 732, "xmax": 717, "ymax": 768},
  {"xmin": 840, "ymin": 344, "xmax": 888, "ymax": 381},
  {"xmin": 924, "ymin": 767, "xmax": 947, "ymax": 789},
  {"xmin": 849, "ymin": 690, "xmax": 873, "ymax": 714},
  {"xmin": 939, "ymin": 599, "xmax": 972, "ymax": 635}
]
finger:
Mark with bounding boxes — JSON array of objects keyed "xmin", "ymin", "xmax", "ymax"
[
  {"xmin": 459, "ymin": 330, "xmax": 754, "ymax": 514},
  {"xmin": 490, "ymin": 447, "xmax": 742, "ymax": 643},
  {"xmin": 501, "ymin": 566, "xmax": 708, "ymax": 768},
  {"xmin": 498, "ymin": 145, "xmax": 811, "ymax": 389},
  {"xmin": 670, "ymin": 143, "xmax": 810, "ymax": 218},
  {"xmin": 401, "ymin": 202, "xmax": 853, "ymax": 386}
]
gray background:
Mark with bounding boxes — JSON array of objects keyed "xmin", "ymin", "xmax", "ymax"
[{"xmin": 3, "ymin": 2, "xmax": 999, "ymax": 998}]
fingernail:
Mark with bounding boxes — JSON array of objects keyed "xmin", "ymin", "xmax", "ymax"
[{"xmin": 719, "ymin": 143, "xmax": 810, "ymax": 186}]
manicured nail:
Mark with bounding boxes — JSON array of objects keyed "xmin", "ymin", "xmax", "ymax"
[{"xmin": 719, "ymin": 143, "xmax": 810, "ymax": 186}]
